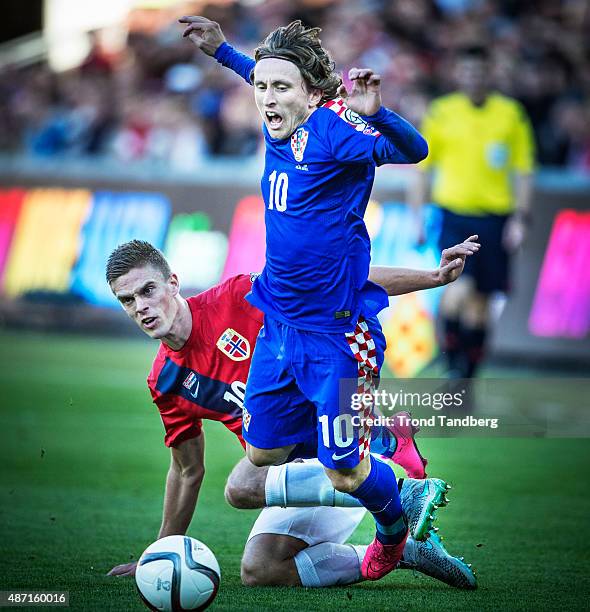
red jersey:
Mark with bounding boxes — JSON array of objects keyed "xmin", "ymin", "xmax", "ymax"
[{"xmin": 147, "ymin": 274, "xmax": 263, "ymax": 448}]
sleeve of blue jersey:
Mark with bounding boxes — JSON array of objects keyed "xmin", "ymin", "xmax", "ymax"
[
  {"xmin": 214, "ymin": 42, "xmax": 256, "ymax": 85},
  {"xmin": 324, "ymin": 106, "xmax": 427, "ymax": 166},
  {"xmin": 361, "ymin": 106, "xmax": 428, "ymax": 165}
]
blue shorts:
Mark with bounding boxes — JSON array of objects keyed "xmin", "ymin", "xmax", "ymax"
[
  {"xmin": 243, "ymin": 315, "xmax": 386, "ymax": 469},
  {"xmin": 439, "ymin": 208, "xmax": 510, "ymax": 294}
]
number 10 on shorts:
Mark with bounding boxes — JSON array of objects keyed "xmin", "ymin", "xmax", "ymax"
[{"xmin": 319, "ymin": 414, "xmax": 355, "ymax": 449}]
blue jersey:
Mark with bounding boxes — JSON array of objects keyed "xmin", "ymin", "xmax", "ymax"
[{"xmin": 215, "ymin": 43, "xmax": 428, "ymax": 332}]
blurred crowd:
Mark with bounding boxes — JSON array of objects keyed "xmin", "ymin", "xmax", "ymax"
[{"xmin": 1, "ymin": 0, "xmax": 589, "ymax": 171}]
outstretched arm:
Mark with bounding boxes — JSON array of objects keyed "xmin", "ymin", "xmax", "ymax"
[
  {"xmin": 369, "ymin": 236, "xmax": 480, "ymax": 296},
  {"xmin": 180, "ymin": 16, "xmax": 255, "ymax": 85},
  {"xmin": 107, "ymin": 434, "xmax": 206, "ymax": 577},
  {"xmin": 340, "ymin": 68, "xmax": 428, "ymax": 164}
]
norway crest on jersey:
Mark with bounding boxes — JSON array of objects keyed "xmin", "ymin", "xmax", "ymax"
[
  {"xmin": 290, "ymin": 127, "xmax": 309, "ymax": 162},
  {"xmin": 217, "ymin": 328, "xmax": 251, "ymax": 361}
]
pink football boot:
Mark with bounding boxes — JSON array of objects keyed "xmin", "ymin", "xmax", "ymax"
[
  {"xmin": 361, "ymin": 531, "xmax": 409, "ymax": 581},
  {"xmin": 389, "ymin": 411, "xmax": 428, "ymax": 479}
]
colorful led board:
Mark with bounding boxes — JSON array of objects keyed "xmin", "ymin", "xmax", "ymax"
[{"xmin": 529, "ymin": 209, "xmax": 590, "ymax": 339}]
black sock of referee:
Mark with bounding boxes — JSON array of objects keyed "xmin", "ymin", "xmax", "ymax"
[
  {"xmin": 441, "ymin": 316, "xmax": 463, "ymax": 375},
  {"xmin": 462, "ymin": 325, "xmax": 487, "ymax": 378}
]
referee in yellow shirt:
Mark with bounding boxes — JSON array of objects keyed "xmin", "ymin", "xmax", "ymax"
[{"xmin": 409, "ymin": 45, "xmax": 535, "ymax": 378}]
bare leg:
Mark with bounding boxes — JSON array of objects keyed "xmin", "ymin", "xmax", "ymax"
[
  {"xmin": 241, "ymin": 534, "xmax": 307, "ymax": 586},
  {"xmin": 240, "ymin": 505, "xmax": 366, "ymax": 588},
  {"xmin": 224, "ymin": 457, "xmax": 268, "ymax": 509}
]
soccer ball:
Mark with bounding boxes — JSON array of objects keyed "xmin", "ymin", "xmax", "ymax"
[{"xmin": 135, "ymin": 536, "xmax": 220, "ymax": 611}]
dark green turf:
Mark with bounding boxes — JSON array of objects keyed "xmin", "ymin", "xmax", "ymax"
[{"xmin": 1, "ymin": 331, "xmax": 589, "ymax": 611}]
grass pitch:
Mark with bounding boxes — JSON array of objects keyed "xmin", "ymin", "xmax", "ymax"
[{"xmin": 0, "ymin": 331, "xmax": 589, "ymax": 611}]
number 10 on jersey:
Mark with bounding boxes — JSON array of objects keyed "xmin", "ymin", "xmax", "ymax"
[{"xmin": 268, "ymin": 171, "xmax": 288, "ymax": 211}]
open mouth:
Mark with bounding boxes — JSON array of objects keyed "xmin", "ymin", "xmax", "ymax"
[
  {"xmin": 142, "ymin": 316, "xmax": 158, "ymax": 330},
  {"xmin": 266, "ymin": 111, "xmax": 283, "ymax": 130}
]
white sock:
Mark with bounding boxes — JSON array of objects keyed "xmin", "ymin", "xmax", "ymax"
[
  {"xmin": 292, "ymin": 539, "xmax": 417, "ymax": 586},
  {"xmin": 294, "ymin": 543, "xmax": 366, "ymax": 587},
  {"xmin": 265, "ymin": 462, "xmax": 362, "ymax": 508}
]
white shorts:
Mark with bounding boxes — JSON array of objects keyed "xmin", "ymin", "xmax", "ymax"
[{"xmin": 247, "ymin": 506, "xmax": 367, "ymax": 547}]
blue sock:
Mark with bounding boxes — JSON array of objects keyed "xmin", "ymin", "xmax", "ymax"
[
  {"xmin": 350, "ymin": 455, "xmax": 407, "ymax": 545},
  {"xmin": 370, "ymin": 425, "xmax": 397, "ymax": 458}
]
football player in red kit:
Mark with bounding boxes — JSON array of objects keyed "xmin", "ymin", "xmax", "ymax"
[
  {"xmin": 106, "ymin": 239, "xmax": 478, "ymax": 589},
  {"xmin": 147, "ymin": 272, "xmax": 260, "ymax": 450}
]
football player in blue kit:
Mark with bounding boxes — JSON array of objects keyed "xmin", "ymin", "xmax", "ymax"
[{"xmin": 181, "ymin": 16, "xmax": 430, "ymax": 580}]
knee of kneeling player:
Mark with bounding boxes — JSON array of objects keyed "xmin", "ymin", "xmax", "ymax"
[
  {"xmin": 241, "ymin": 535, "xmax": 303, "ymax": 587},
  {"xmin": 240, "ymin": 560, "xmax": 263, "ymax": 586},
  {"xmin": 224, "ymin": 482, "xmax": 252, "ymax": 509},
  {"xmin": 240, "ymin": 558, "xmax": 279, "ymax": 587},
  {"xmin": 241, "ymin": 559, "xmax": 297, "ymax": 587}
]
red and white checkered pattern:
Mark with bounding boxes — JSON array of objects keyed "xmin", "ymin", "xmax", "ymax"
[
  {"xmin": 345, "ymin": 316, "xmax": 379, "ymax": 461},
  {"xmin": 323, "ymin": 98, "xmax": 348, "ymax": 118},
  {"xmin": 322, "ymin": 98, "xmax": 381, "ymax": 136}
]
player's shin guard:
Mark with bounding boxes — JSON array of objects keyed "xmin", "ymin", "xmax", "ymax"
[
  {"xmin": 350, "ymin": 455, "xmax": 407, "ymax": 546},
  {"xmin": 294, "ymin": 543, "xmax": 364, "ymax": 587}
]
